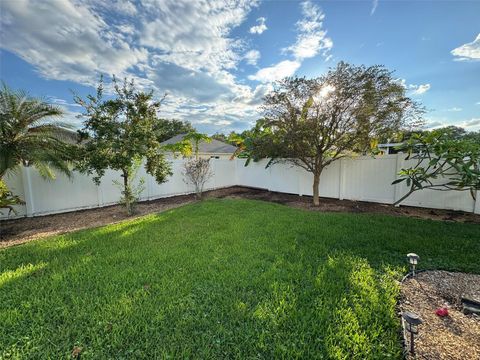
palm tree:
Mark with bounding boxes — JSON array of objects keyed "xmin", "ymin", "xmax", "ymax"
[
  {"xmin": 0, "ymin": 84, "xmax": 75, "ymax": 179},
  {"xmin": 183, "ymin": 131, "xmax": 211, "ymax": 159},
  {"xmin": 0, "ymin": 84, "xmax": 75, "ymax": 212}
]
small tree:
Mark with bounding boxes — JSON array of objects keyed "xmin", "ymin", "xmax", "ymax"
[
  {"xmin": 392, "ymin": 129, "xmax": 480, "ymax": 206},
  {"xmin": 112, "ymin": 158, "xmax": 146, "ymax": 214},
  {"xmin": 247, "ymin": 62, "xmax": 423, "ymax": 205},
  {"xmin": 183, "ymin": 158, "xmax": 213, "ymax": 199},
  {"xmin": 74, "ymin": 77, "xmax": 172, "ymax": 215},
  {"xmin": 174, "ymin": 131, "xmax": 214, "ymax": 199}
]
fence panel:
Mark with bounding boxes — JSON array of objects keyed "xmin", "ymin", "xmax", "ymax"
[
  {"xmin": 2, "ymin": 170, "xmax": 27, "ymax": 217},
  {"xmin": 212, "ymin": 159, "xmax": 237, "ymax": 189},
  {"xmin": 235, "ymin": 159, "xmax": 271, "ymax": 189},
  {"xmin": 2, "ymin": 155, "xmax": 478, "ymax": 219},
  {"xmin": 342, "ymin": 156, "xmax": 397, "ymax": 204},
  {"xmin": 23, "ymin": 167, "xmax": 99, "ymax": 215}
]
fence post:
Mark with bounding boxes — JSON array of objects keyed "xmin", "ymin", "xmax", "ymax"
[
  {"xmin": 212, "ymin": 159, "xmax": 217, "ymax": 190},
  {"xmin": 267, "ymin": 161, "xmax": 272, "ymax": 192},
  {"xmin": 297, "ymin": 166, "xmax": 303, "ymax": 196},
  {"xmin": 234, "ymin": 158, "xmax": 238, "ymax": 187},
  {"xmin": 474, "ymin": 191, "xmax": 480, "ymax": 214},
  {"xmin": 97, "ymin": 181, "xmax": 103, "ymax": 207},
  {"xmin": 21, "ymin": 166, "xmax": 35, "ymax": 217},
  {"xmin": 339, "ymin": 158, "xmax": 345, "ymax": 200}
]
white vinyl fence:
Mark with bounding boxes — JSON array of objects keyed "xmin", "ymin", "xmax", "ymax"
[{"xmin": 2, "ymin": 154, "xmax": 479, "ymax": 220}]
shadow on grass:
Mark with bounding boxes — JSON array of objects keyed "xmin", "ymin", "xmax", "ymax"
[{"xmin": 1, "ymin": 199, "xmax": 479, "ymax": 358}]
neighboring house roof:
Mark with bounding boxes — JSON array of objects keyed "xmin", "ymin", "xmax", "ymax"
[
  {"xmin": 54, "ymin": 127, "xmax": 80, "ymax": 144},
  {"xmin": 378, "ymin": 142, "xmax": 405, "ymax": 154},
  {"xmin": 378, "ymin": 142, "xmax": 404, "ymax": 148},
  {"xmin": 160, "ymin": 134, "xmax": 237, "ymax": 154}
]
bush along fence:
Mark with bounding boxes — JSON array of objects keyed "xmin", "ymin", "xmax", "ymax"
[{"xmin": 2, "ymin": 154, "xmax": 479, "ymax": 220}]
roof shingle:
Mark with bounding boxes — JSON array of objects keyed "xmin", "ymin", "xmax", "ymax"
[{"xmin": 160, "ymin": 134, "xmax": 237, "ymax": 154}]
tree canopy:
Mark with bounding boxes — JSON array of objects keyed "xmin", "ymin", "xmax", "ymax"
[
  {"xmin": 244, "ymin": 62, "xmax": 423, "ymax": 205},
  {"xmin": 74, "ymin": 77, "xmax": 172, "ymax": 215},
  {"xmin": 154, "ymin": 118, "xmax": 195, "ymax": 143},
  {"xmin": 380, "ymin": 125, "xmax": 480, "ymax": 145}
]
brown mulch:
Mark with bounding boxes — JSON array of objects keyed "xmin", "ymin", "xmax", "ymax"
[
  {"xmin": 400, "ymin": 271, "xmax": 480, "ymax": 359},
  {"xmin": 1, "ymin": 186, "xmax": 479, "ymax": 248}
]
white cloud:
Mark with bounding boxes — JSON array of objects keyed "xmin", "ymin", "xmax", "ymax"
[
  {"xmin": 462, "ymin": 118, "xmax": 480, "ymax": 128},
  {"xmin": 249, "ymin": 1, "xmax": 332, "ymax": 85},
  {"xmin": 451, "ymin": 33, "xmax": 480, "ymax": 61},
  {"xmin": 140, "ymin": 0, "xmax": 256, "ymax": 73},
  {"xmin": 423, "ymin": 120, "xmax": 445, "ymax": 129},
  {"xmin": 233, "ymin": 84, "xmax": 273, "ymax": 105},
  {"xmin": 423, "ymin": 117, "xmax": 480, "ymax": 131},
  {"xmin": 445, "ymin": 107, "xmax": 462, "ymax": 112},
  {"xmin": 244, "ymin": 50, "xmax": 260, "ymax": 65},
  {"xmin": 0, "ymin": 0, "xmax": 270, "ymax": 132},
  {"xmin": 110, "ymin": 0, "xmax": 137, "ymax": 15},
  {"xmin": 411, "ymin": 84, "xmax": 431, "ymax": 95},
  {"xmin": 215, "ymin": 120, "xmax": 232, "ymax": 126},
  {"xmin": 370, "ymin": 0, "xmax": 378, "ymax": 15},
  {"xmin": 398, "ymin": 79, "xmax": 431, "ymax": 96},
  {"xmin": 116, "ymin": 24, "xmax": 136, "ymax": 36},
  {"xmin": 0, "ymin": 0, "xmax": 148, "ymax": 85},
  {"xmin": 248, "ymin": 60, "xmax": 301, "ymax": 83},
  {"xmin": 285, "ymin": 1, "xmax": 332, "ymax": 60},
  {"xmin": 196, "ymin": 119, "xmax": 213, "ymax": 124},
  {"xmin": 47, "ymin": 96, "xmax": 82, "ymax": 108},
  {"xmin": 249, "ymin": 17, "xmax": 267, "ymax": 34}
]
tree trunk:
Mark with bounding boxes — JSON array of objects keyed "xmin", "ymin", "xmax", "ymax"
[
  {"xmin": 313, "ymin": 172, "xmax": 321, "ymax": 206},
  {"xmin": 122, "ymin": 169, "xmax": 132, "ymax": 216}
]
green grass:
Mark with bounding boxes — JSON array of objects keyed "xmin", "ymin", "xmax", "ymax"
[{"xmin": 1, "ymin": 199, "xmax": 479, "ymax": 359}]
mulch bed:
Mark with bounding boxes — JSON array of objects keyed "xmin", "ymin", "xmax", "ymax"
[
  {"xmin": 400, "ymin": 271, "xmax": 480, "ymax": 359},
  {"xmin": 1, "ymin": 186, "xmax": 479, "ymax": 248}
]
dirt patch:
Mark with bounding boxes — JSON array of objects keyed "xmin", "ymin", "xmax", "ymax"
[
  {"xmin": 225, "ymin": 190, "xmax": 480, "ymax": 224},
  {"xmin": 400, "ymin": 271, "xmax": 480, "ymax": 359},
  {"xmin": 1, "ymin": 186, "xmax": 479, "ymax": 248}
]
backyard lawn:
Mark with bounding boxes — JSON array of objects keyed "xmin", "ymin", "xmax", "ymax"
[{"xmin": 1, "ymin": 199, "xmax": 479, "ymax": 359}]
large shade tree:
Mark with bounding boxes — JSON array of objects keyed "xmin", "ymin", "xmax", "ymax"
[
  {"xmin": 74, "ymin": 78, "xmax": 172, "ymax": 215},
  {"xmin": 153, "ymin": 118, "xmax": 195, "ymax": 143},
  {"xmin": 0, "ymin": 84, "xmax": 74, "ymax": 213},
  {"xmin": 248, "ymin": 62, "xmax": 423, "ymax": 206}
]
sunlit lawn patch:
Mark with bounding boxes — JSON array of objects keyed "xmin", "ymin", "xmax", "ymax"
[{"xmin": 1, "ymin": 199, "xmax": 479, "ymax": 358}]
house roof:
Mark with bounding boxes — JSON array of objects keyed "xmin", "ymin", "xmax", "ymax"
[
  {"xmin": 378, "ymin": 142, "xmax": 404, "ymax": 148},
  {"xmin": 160, "ymin": 134, "xmax": 237, "ymax": 154}
]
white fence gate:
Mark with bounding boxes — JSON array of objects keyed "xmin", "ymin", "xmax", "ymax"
[{"xmin": 2, "ymin": 154, "xmax": 479, "ymax": 220}]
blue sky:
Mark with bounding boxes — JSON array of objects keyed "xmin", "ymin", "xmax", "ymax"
[{"xmin": 1, "ymin": 0, "xmax": 479, "ymax": 134}]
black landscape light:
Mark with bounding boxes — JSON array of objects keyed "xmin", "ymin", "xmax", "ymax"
[
  {"xmin": 406, "ymin": 253, "xmax": 419, "ymax": 276},
  {"xmin": 461, "ymin": 297, "xmax": 480, "ymax": 315},
  {"xmin": 402, "ymin": 311, "xmax": 423, "ymax": 355}
]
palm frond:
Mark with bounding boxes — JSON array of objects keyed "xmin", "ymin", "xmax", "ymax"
[{"xmin": 0, "ymin": 83, "xmax": 74, "ymax": 180}]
